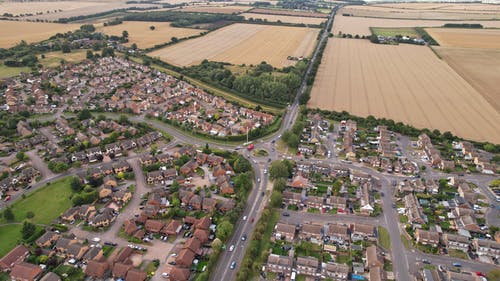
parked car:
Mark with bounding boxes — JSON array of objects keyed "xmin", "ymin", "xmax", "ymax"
[
  {"xmin": 282, "ymin": 212, "xmax": 290, "ymax": 217},
  {"xmin": 241, "ymin": 234, "xmax": 247, "ymax": 241},
  {"xmin": 452, "ymin": 262, "xmax": 462, "ymax": 267},
  {"xmin": 230, "ymin": 261, "xmax": 236, "ymax": 270},
  {"xmin": 229, "ymin": 245, "xmax": 235, "ymax": 252}
]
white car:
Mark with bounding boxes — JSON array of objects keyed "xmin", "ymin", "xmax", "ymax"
[
  {"xmin": 229, "ymin": 245, "xmax": 235, "ymax": 252},
  {"xmin": 92, "ymin": 237, "xmax": 101, "ymax": 242},
  {"xmin": 257, "ymin": 178, "xmax": 261, "ymax": 183},
  {"xmin": 243, "ymin": 216, "xmax": 247, "ymax": 221}
]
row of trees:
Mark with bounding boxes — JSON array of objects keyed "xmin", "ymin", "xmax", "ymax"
[{"xmin": 123, "ymin": 11, "xmax": 244, "ymax": 29}]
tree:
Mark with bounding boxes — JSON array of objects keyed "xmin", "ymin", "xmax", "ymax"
[
  {"xmin": 101, "ymin": 47, "xmax": 115, "ymax": 57},
  {"xmin": 216, "ymin": 220, "xmax": 234, "ymax": 242},
  {"xmin": 80, "ymin": 24, "xmax": 95, "ymax": 33},
  {"xmin": 211, "ymin": 238, "xmax": 222, "ymax": 253},
  {"xmin": 131, "ymin": 43, "xmax": 138, "ymax": 50},
  {"xmin": 118, "ymin": 114, "xmax": 129, "ymax": 125},
  {"xmin": 122, "ymin": 30, "xmax": 129, "ymax": 38},
  {"xmin": 70, "ymin": 177, "xmax": 83, "ymax": 192},
  {"xmin": 61, "ymin": 43, "xmax": 71, "ymax": 53},
  {"xmin": 21, "ymin": 221, "xmax": 36, "ymax": 240},
  {"xmin": 86, "ymin": 50, "xmax": 94, "ymax": 59},
  {"xmin": 269, "ymin": 160, "xmax": 289, "ymax": 180},
  {"xmin": 16, "ymin": 151, "xmax": 26, "ymax": 161},
  {"xmin": 150, "ymin": 25, "xmax": 155, "ymax": 30},
  {"xmin": 171, "ymin": 36, "xmax": 178, "ymax": 43},
  {"xmin": 270, "ymin": 190, "xmax": 282, "ymax": 208},
  {"xmin": 77, "ymin": 109, "xmax": 92, "ymax": 120},
  {"xmin": 273, "ymin": 178, "xmax": 287, "ymax": 192},
  {"xmin": 487, "ymin": 269, "xmax": 500, "ymax": 281},
  {"xmin": 233, "ymin": 156, "xmax": 251, "ymax": 173},
  {"xmin": 3, "ymin": 207, "xmax": 14, "ymax": 221},
  {"xmin": 26, "ymin": 211, "xmax": 35, "ymax": 219}
]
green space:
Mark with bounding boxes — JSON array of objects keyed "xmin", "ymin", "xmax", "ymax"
[
  {"xmin": 378, "ymin": 226, "xmax": 391, "ymax": 250},
  {"xmin": 0, "ymin": 224, "xmax": 22, "ymax": 258},
  {"xmin": 54, "ymin": 265, "xmax": 85, "ymax": 281},
  {"xmin": 252, "ymin": 149, "xmax": 269, "ymax": 157},
  {"xmin": 399, "ymin": 215, "xmax": 408, "ymax": 224},
  {"xmin": 371, "ymin": 27, "xmax": 419, "ymax": 38},
  {"xmin": 401, "ymin": 234, "xmax": 411, "ymax": 250},
  {"xmin": 38, "ymin": 50, "xmax": 87, "ymax": 68},
  {"xmin": 449, "ymin": 249, "xmax": 468, "ymax": 260},
  {"xmin": 0, "ymin": 64, "xmax": 31, "ymax": 78},
  {"xmin": 0, "ymin": 272, "xmax": 10, "ymax": 281},
  {"xmin": 0, "ymin": 177, "xmax": 74, "ymax": 225}
]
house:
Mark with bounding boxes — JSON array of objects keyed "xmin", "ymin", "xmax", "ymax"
[
  {"xmin": 321, "ymin": 262, "xmax": 349, "ymax": 280},
  {"xmin": 299, "ymin": 223, "xmax": 323, "ymax": 243},
  {"xmin": 168, "ymin": 267, "xmax": 190, "ymax": 281},
  {"xmin": 443, "ymin": 233, "xmax": 470, "ymax": 252},
  {"xmin": 266, "ymin": 254, "xmax": 293, "ymax": 277},
  {"xmin": 275, "ymin": 222, "xmax": 296, "ymax": 242},
  {"xmin": 179, "ymin": 160, "xmax": 198, "ymax": 175},
  {"xmin": 184, "ymin": 238, "xmax": 202, "ymax": 256},
  {"xmin": 290, "ymin": 175, "xmax": 309, "ymax": 189},
  {"xmin": 202, "ymin": 197, "xmax": 217, "ymax": 213},
  {"xmin": 189, "ymin": 194, "xmax": 202, "ymax": 210},
  {"xmin": 405, "ymin": 194, "xmax": 425, "ymax": 226},
  {"xmin": 145, "ymin": 220, "xmax": 165, "ymax": 233},
  {"xmin": 473, "ymin": 239, "xmax": 500, "ymax": 257},
  {"xmin": 61, "ymin": 206, "xmax": 80, "ymax": 222},
  {"xmin": 176, "ymin": 248, "xmax": 195, "ymax": 267},
  {"xmin": 193, "ymin": 229, "xmax": 209, "ymax": 244},
  {"xmin": 296, "ymin": 256, "xmax": 319, "ymax": 277},
  {"xmin": 113, "ymin": 161, "xmax": 131, "ymax": 174},
  {"xmin": 162, "ymin": 220, "xmax": 181, "ymax": 237},
  {"xmin": 326, "ymin": 224, "xmax": 350, "ymax": 244},
  {"xmin": 90, "ymin": 208, "xmax": 116, "ymax": 227},
  {"xmin": 113, "ymin": 190, "xmax": 132, "ymax": 204},
  {"xmin": 125, "ymin": 269, "xmax": 147, "ymax": 281},
  {"xmin": 85, "ymin": 260, "xmax": 109, "ymax": 279},
  {"xmin": 10, "ymin": 262, "xmax": 42, "ymax": 281},
  {"xmin": 82, "ymin": 247, "xmax": 103, "ymax": 263},
  {"xmin": 39, "ymin": 272, "xmax": 61, "ymax": 281},
  {"xmin": 147, "ymin": 171, "xmax": 163, "ymax": 185},
  {"xmin": 351, "ymin": 224, "xmax": 375, "ymax": 241},
  {"xmin": 36, "ymin": 231, "xmax": 61, "ymax": 248},
  {"xmin": 365, "ymin": 245, "xmax": 383, "ymax": 268},
  {"xmin": 305, "ymin": 195, "xmax": 324, "ymax": 209},
  {"xmin": 139, "ymin": 155, "xmax": 156, "ymax": 166},
  {"xmin": 415, "ymin": 229, "xmax": 440, "ymax": 247},
  {"xmin": 123, "ymin": 219, "xmax": 138, "ymax": 236},
  {"xmin": 54, "ymin": 237, "xmax": 77, "ymax": 254},
  {"xmin": 112, "ymin": 262, "xmax": 132, "ymax": 279},
  {"xmin": 282, "ymin": 191, "xmax": 302, "ymax": 205},
  {"xmin": 67, "ymin": 243, "xmax": 89, "ymax": 260},
  {"xmin": 0, "ymin": 245, "xmax": 29, "ymax": 271},
  {"xmin": 325, "ymin": 196, "xmax": 346, "ymax": 210},
  {"xmin": 103, "ymin": 175, "xmax": 117, "ymax": 187}
]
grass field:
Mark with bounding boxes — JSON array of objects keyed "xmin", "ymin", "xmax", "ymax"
[
  {"xmin": 98, "ymin": 21, "xmax": 205, "ymax": 49},
  {"xmin": 433, "ymin": 47, "xmax": 500, "ymax": 113},
  {"xmin": 39, "ymin": 50, "xmax": 88, "ymax": 68},
  {"xmin": 426, "ymin": 28, "xmax": 500, "ymax": 49},
  {"xmin": 241, "ymin": 13, "xmax": 326, "ymax": 25},
  {"xmin": 378, "ymin": 226, "xmax": 391, "ymax": 250},
  {"xmin": 0, "ymin": 20, "xmax": 80, "ymax": 48},
  {"xmin": 0, "ymin": 1, "xmax": 106, "ymax": 16},
  {"xmin": 0, "ymin": 177, "xmax": 74, "ymax": 225},
  {"xmin": 448, "ymin": 249, "xmax": 469, "ymax": 259},
  {"xmin": 0, "ymin": 65, "xmax": 31, "ymax": 78},
  {"xmin": 0, "ymin": 224, "xmax": 22, "ymax": 258},
  {"xmin": 371, "ymin": 27, "xmax": 419, "ymax": 37},
  {"xmin": 309, "ymin": 38, "xmax": 500, "ymax": 143},
  {"xmin": 149, "ymin": 23, "xmax": 319, "ymax": 67},
  {"xmin": 333, "ymin": 15, "xmax": 500, "ymax": 36}
]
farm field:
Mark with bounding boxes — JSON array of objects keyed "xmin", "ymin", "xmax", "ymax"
[
  {"xmin": 373, "ymin": 2, "xmax": 500, "ymax": 12},
  {"xmin": 341, "ymin": 5, "xmax": 500, "ymax": 20},
  {"xmin": 332, "ymin": 15, "xmax": 500, "ymax": 36},
  {"xmin": 425, "ymin": 28, "xmax": 500, "ymax": 49},
  {"xmin": 149, "ymin": 23, "xmax": 319, "ymax": 67},
  {"xmin": 251, "ymin": 8, "xmax": 328, "ymax": 18},
  {"xmin": 241, "ymin": 13, "xmax": 326, "ymax": 25},
  {"xmin": 0, "ymin": 65, "xmax": 31, "ymax": 79},
  {"xmin": 433, "ymin": 47, "xmax": 500, "ymax": 113},
  {"xmin": 371, "ymin": 27, "xmax": 419, "ymax": 37},
  {"xmin": 309, "ymin": 38, "xmax": 500, "ymax": 143},
  {"xmin": 0, "ymin": 20, "xmax": 80, "ymax": 48},
  {"xmin": 175, "ymin": 5, "xmax": 252, "ymax": 14},
  {"xmin": 0, "ymin": 0, "xmax": 106, "ymax": 16},
  {"xmin": 98, "ymin": 21, "xmax": 206, "ymax": 48}
]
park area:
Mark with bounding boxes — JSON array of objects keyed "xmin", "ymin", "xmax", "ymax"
[
  {"xmin": 0, "ymin": 20, "xmax": 80, "ymax": 48},
  {"xmin": 308, "ymin": 38, "xmax": 500, "ymax": 143},
  {"xmin": 0, "ymin": 177, "xmax": 74, "ymax": 257},
  {"xmin": 98, "ymin": 21, "xmax": 206, "ymax": 49},
  {"xmin": 149, "ymin": 23, "xmax": 319, "ymax": 67}
]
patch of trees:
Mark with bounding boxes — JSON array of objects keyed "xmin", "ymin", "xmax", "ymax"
[
  {"xmin": 415, "ymin": 27, "xmax": 439, "ymax": 45},
  {"xmin": 0, "ymin": 111, "xmax": 31, "ymax": 139},
  {"xmin": 123, "ymin": 11, "xmax": 244, "ymax": 28},
  {"xmin": 182, "ymin": 60, "xmax": 306, "ymax": 106},
  {"xmin": 103, "ymin": 19, "xmax": 123, "ymax": 26},
  {"xmin": 443, "ymin": 23, "xmax": 483, "ymax": 28},
  {"xmin": 57, "ymin": 8, "xmax": 144, "ymax": 23}
]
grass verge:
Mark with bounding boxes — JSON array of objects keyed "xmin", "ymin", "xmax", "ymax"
[{"xmin": 378, "ymin": 226, "xmax": 391, "ymax": 250}]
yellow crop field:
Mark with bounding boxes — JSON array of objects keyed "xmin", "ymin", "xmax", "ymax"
[
  {"xmin": 373, "ymin": 2, "xmax": 500, "ymax": 12},
  {"xmin": 426, "ymin": 28, "xmax": 500, "ymax": 49},
  {"xmin": 149, "ymin": 23, "xmax": 319, "ymax": 67},
  {"xmin": 176, "ymin": 5, "xmax": 253, "ymax": 14},
  {"xmin": 241, "ymin": 13, "xmax": 326, "ymax": 25},
  {"xmin": 341, "ymin": 5, "xmax": 500, "ymax": 20},
  {"xmin": 0, "ymin": 20, "xmax": 80, "ymax": 48},
  {"xmin": 433, "ymin": 47, "xmax": 500, "ymax": 113},
  {"xmin": 98, "ymin": 21, "xmax": 206, "ymax": 49},
  {"xmin": 0, "ymin": 1, "xmax": 105, "ymax": 16},
  {"xmin": 309, "ymin": 38, "xmax": 500, "ymax": 143},
  {"xmin": 333, "ymin": 14, "xmax": 500, "ymax": 36}
]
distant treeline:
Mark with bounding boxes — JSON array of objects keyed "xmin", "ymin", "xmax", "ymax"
[
  {"xmin": 443, "ymin": 23, "xmax": 483, "ymax": 28},
  {"xmin": 123, "ymin": 11, "xmax": 243, "ymax": 28},
  {"xmin": 415, "ymin": 27, "xmax": 439, "ymax": 46}
]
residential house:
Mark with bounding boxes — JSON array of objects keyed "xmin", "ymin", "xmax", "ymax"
[
  {"xmin": 0, "ymin": 245, "xmax": 29, "ymax": 271},
  {"xmin": 290, "ymin": 175, "xmax": 309, "ymax": 189},
  {"xmin": 162, "ymin": 220, "xmax": 181, "ymax": 237},
  {"xmin": 299, "ymin": 223, "xmax": 323, "ymax": 244},
  {"xmin": 405, "ymin": 194, "xmax": 426, "ymax": 226},
  {"xmin": 443, "ymin": 233, "xmax": 470, "ymax": 252},
  {"xmin": 305, "ymin": 195, "xmax": 324, "ymax": 209},
  {"xmin": 176, "ymin": 248, "xmax": 195, "ymax": 268},
  {"xmin": 112, "ymin": 262, "xmax": 132, "ymax": 279},
  {"xmin": 275, "ymin": 222, "xmax": 296, "ymax": 242},
  {"xmin": 10, "ymin": 262, "xmax": 42, "ymax": 281},
  {"xmin": 82, "ymin": 247, "xmax": 103, "ymax": 263},
  {"xmin": 54, "ymin": 237, "xmax": 78, "ymax": 254},
  {"xmin": 282, "ymin": 191, "xmax": 302, "ymax": 206},
  {"xmin": 67, "ymin": 243, "xmax": 89, "ymax": 260},
  {"xmin": 39, "ymin": 272, "xmax": 61, "ymax": 281},
  {"xmin": 125, "ymin": 269, "xmax": 147, "ymax": 281},
  {"xmin": 266, "ymin": 254, "xmax": 293, "ymax": 277},
  {"xmin": 351, "ymin": 224, "xmax": 375, "ymax": 241},
  {"xmin": 202, "ymin": 197, "xmax": 217, "ymax": 213},
  {"xmin": 326, "ymin": 196, "xmax": 347, "ymax": 210},
  {"xmin": 168, "ymin": 267, "xmax": 190, "ymax": 281},
  {"xmin": 90, "ymin": 208, "xmax": 116, "ymax": 227},
  {"xmin": 473, "ymin": 239, "xmax": 500, "ymax": 257},
  {"xmin": 326, "ymin": 224, "xmax": 350, "ymax": 244},
  {"xmin": 296, "ymin": 256, "xmax": 319, "ymax": 277},
  {"xmin": 85, "ymin": 260, "xmax": 109, "ymax": 279},
  {"xmin": 145, "ymin": 220, "xmax": 165, "ymax": 234},
  {"xmin": 36, "ymin": 231, "xmax": 61, "ymax": 248},
  {"xmin": 321, "ymin": 262, "xmax": 349, "ymax": 281},
  {"xmin": 415, "ymin": 229, "xmax": 440, "ymax": 247},
  {"xmin": 113, "ymin": 161, "xmax": 131, "ymax": 174},
  {"xmin": 179, "ymin": 160, "xmax": 198, "ymax": 175},
  {"xmin": 365, "ymin": 245, "xmax": 383, "ymax": 268}
]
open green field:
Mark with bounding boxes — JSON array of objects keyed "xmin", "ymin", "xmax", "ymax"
[
  {"xmin": 0, "ymin": 64, "xmax": 31, "ymax": 78},
  {"xmin": 371, "ymin": 27, "xmax": 419, "ymax": 37},
  {"xmin": 0, "ymin": 224, "xmax": 22, "ymax": 258},
  {"xmin": 378, "ymin": 226, "xmax": 391, "ymax": 250},
  {"xmin": 0, "ymin": 177, "xmax": 74, "ymax": 225},
  {"xmin": 39, "ymin": 50, "xmax": 87, "ymax": 68}
]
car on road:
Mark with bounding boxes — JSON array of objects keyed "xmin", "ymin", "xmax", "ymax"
[
  {"xmin": 261, "ymin": 191, "xmax": 265, "ymax": 196},
  {"xmin": 257, "ymin": 178, "xmax": 261, "ymax": 183},
  {"xmin": 475, "ymin": 272, "xmax": 485, "ymax": 277},
  {"xmin": 229, "ymin": 245, "xmax": 235, "ymax": 252},
  {"xmin": 243, "ymin": 216, "xmax": 247, "ymax": 221},
  {"xmin": 241, "ymin": 234, "xmax": 247, "ymax": 241},
  {"xmin": 282, "ymin": 212, "xmax": 290, "ymax": 217},
  {"xmin": 380, "ymin": 192, "xmax": 384, "ymax": 197},
  {"xmin": 452, "ymin": 262, "xmax": 462, "ymax": 267},
  {"xmin": 4, "ymin": 195, "xmax": 11, "ymax": 202},
  {"xmin": 104, "ymin": 242, "xmax": 117, "ymax": 246},
  {"xmin": 392, "ymin": 203, "xmax": 396, "ymax": 208},
  {"xmin": 422, "ymin": 259, "xmax": 431, "ymax": 264},
  {"xmin": 263, "ymin": 169, "xmax": 268, "ymax": 174},
  {"xmin": 230, "ymin": 261, "xmax": 236, "ymax": 270},
  {"xmin": 92, "ymin": 237, "xmax": 101, "ymax": 243},
  {"xmin": 251, "ymin": 218, "xmax": 254, "ymax": 223}
]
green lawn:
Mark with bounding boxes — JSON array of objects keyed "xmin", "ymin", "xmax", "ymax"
[
  {"xmin": 54, "ymin": 265, "xmax": 85, "ymax": 281},
  {"xmin": 0, "ymin": 64, "xmax": 31, "ymax": 78},
  {"xmin": 401, "ymin": 234, "xmax": 411, "ymax": 250},
  {"xmin": 378, "ymin": 226, "xmax": 391, "ymax": 250},
  {"xmin": 0, "ymin": 224, "xmax": 22, "ymax": 258},
  {"xmin": 0, "ymin": 177, "xmax": 74, "ymax": 225},
  {"xmin": 449, "ymin": 249, "xmax": 468, "ymax": 260},
  {"xmin": 371, "ymin": 27, "xmax": 419, "ymax": 38}
]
